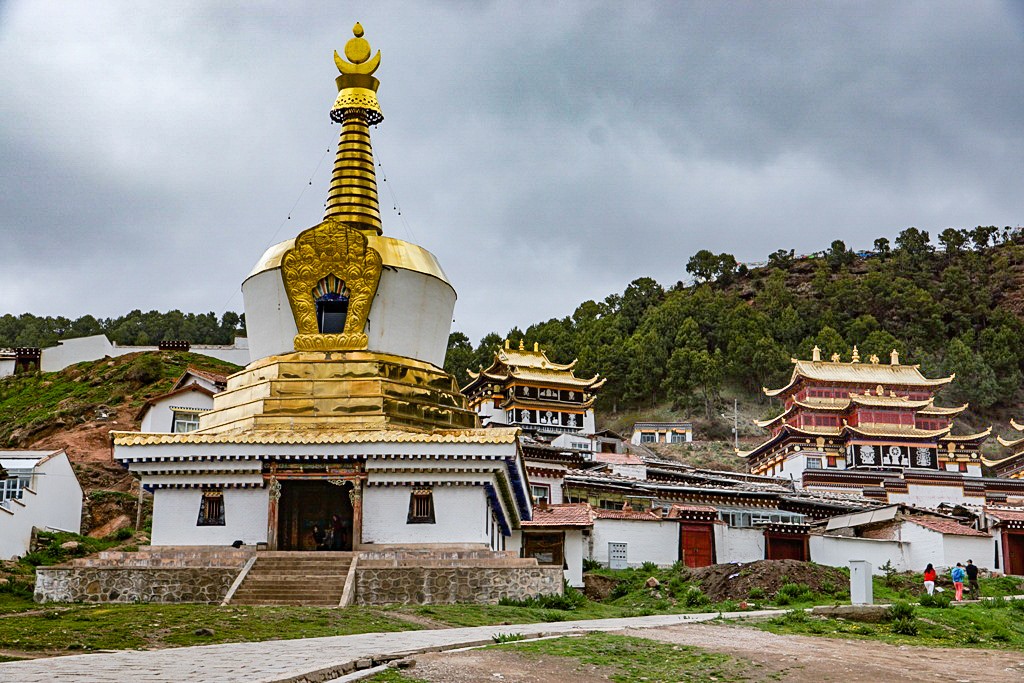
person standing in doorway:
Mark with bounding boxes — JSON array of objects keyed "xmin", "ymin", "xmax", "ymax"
[
  {"xmin": 923, "ymin": 563, "xmax": 937, "ymax": 595},
  {"xmin": 965, "ymin": 559, "xmax": 980, "ymax": 599},
  {"xmin": 951, "ymin": 562, "xmax": 966, "ymax": 601}
]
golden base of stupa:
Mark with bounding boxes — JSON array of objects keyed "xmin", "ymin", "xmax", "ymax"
[{"xmin": 196, "ymin": 350, "xmax": 479, "ymax": 435}]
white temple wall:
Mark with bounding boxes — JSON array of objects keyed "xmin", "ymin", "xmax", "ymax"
[
  {"xmin": 714, "ymin": 526, "xmax": 765, "ymax": 564},
  {"xmin": 361, "ymin": 485, "xmax": 489, "ymax": 545},
  {"xmin": 809, "ymin": 535, "xmax": 911, "ymax": 574},
  {"xmin": 242, "ymin": 266, "xmax": 455, "ymax": 368},
  {"xmin": 564, "ymin": 529, "xmax": 585, "ymax": 587},
  {"xmin": 887, "ymin": 483, "xmax": 985, "ymax": 509},
  {"xmin": 140, "ymin": 391, "xmax": 214, "ymax": 433},
  {"xmin": 0, "ymin": 453, "xmax": 83, "ymax": 559},
  {"xmin": 583, "ymin": 411, "xmax": 596, "ymax": 434},
  {"xmin": 150, "ymin": 488, "xmax": 268, "ymax": 546},
  {"xmin": 591, "ymin": 519, "xmax": 677, "ymax": 567},
  {"xmin": 40, "ymin": 335, "xmax": 116, "ymax": 372},
  {"xmin": 528, "ymin": 474, "xmax": 564, "ymax": 505},
  {"xmin": 941, "ymin": 534, "xmax": 994, "ymax": 571},
  {"xmin": 0, "ymin": 358, "xmax": 16, "ymax": 378}
]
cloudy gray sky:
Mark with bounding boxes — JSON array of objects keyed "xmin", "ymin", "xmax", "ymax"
[{"xmin": 2, "ymin": 1, "xmax": 1023, "ymax": 343}]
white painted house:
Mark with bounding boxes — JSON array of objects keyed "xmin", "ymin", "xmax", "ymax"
[
  {"xmin": 35, "ymin": 334, "xmax": 250, "ymax": 374},
  {"xmin": 0, "ymin": 450, "xmax": 83, "ymax": 559},
  {"xmin": 136, "ymin": 368, "xmax": 227, "ymax": 433}
]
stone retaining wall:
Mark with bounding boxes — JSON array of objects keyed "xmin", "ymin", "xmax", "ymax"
[
  {"xmin": 34, "ymin": 566, "xmax": 241, "ymax": 603},
  {"xmin": 354, "ymin": 565, "xmax": 563, "ymax": 605}
]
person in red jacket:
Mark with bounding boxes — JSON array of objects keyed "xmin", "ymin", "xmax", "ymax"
[{"xmin": 923, "ymin": 563, "xmax": 937, "ymax": 595}]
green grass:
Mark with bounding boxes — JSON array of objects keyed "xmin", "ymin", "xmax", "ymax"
[
  {"xmin": 502, "ymin": 632, "xmax": 753, "ymax": 682},
  {"xmin": 0, "ymin": 351, "xmax": 240, "ymax": 445},
  {"xmin": 757, "ymin": 601, "xmax": 1024, "ymax": 649},
  {"xmin": 0, "ymin": 603, "xmax": 417, "ymax": 652},
  {"xmin": 366, "ymin": 633, "xmax": 756, "ymax": 683}
]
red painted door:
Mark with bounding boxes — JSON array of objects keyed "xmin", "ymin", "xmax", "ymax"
[
  {"xmin": 765, "ymin": 534, "xmax": 807, "ymax": 561},
  {"xmin": 680, "ymin": 523, "xmax": 715, "ymax": 567},
  {"xmin": 1007, "ymin": 532, "xmax": 1024, "ymax": 576}
]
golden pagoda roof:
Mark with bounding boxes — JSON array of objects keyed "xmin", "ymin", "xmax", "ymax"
[
  {"xmin": 754, "ymin": 406, "xmax": 793, "ymax": 428},
  {"xmin": 764, "ymin": 356, "xmax": 954, "ymax": 397},
  {"xmin": 844, "ymin": 424, "xmax": 951, "ymax": 439},
  {"xmin": 463, "ymin": 340, "xmax": 603, "ymax": 392},
  {"xmin": 982, "ymin": 450, "xmax": 1024, "ymax": 467},
  {"xmin": 112, "ymin": 428, "xmax": 520, "ymax": 448},
  {"xmin": 997, "ymin": 435, "xmax": 1024, "ymax": 449},
  {"xmin": 1012, "ymin": 418, "xmax": 1024, "ymax": 432},
  {"xmin": 848, "ymin": 392, "xmax": 934, "ymax": 408},
  {"xmin": 918, "ymin": 403, "xmax": 968, "ymax": 416},
  {"xmin": 940, "ymin": 427, "xmax": 991, "ymax": 442},
  {"xmin": 792, "ymin": 398, "xmax": 850, "ymax": 411}
]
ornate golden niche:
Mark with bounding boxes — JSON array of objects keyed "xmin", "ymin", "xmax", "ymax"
[{"xmin": 281, "ymin": 219, "xmax": 382, "ymax": 351}]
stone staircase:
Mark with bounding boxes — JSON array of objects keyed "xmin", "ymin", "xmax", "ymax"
[{"xmin": 227, "ymin": 551, "xmax": 355, "ymax": 606}]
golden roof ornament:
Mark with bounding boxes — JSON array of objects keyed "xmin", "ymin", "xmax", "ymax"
[
  {"xmin": 851, "ymin": 346, "xmax": 860, "ymax": 363},
  {"xmin": 811, "ymin": 345, "xmax": 821, "ymax": 362},
  {"xmin": 869, "ymin": 354, "xmax": 880, "ymax": 364},
  {"xmin": 830, "ymin": 352, "xmax": 841, "ymax": 362},
  {"xmin": 324, "ymin": 22, "xmax": 385, "ymax": 233},
  {"xmin": 891, "ymin": 349, "xmax": 900, "ymax": 365}
]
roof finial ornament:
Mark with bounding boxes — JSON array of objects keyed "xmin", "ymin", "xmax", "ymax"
[
  {"xmin": 830, "ymin": 352, "xmax": 841, "ymax": 363},
  {"xmin": 519, "ymin": 339, "xmax": 525, "ymax": 351},
  {"xmin": 851, "ymin": 346, "xmax": 860, "ymax": 363},
  {"xmin": 811, "ymin": 345, "xmax": 821, "ymax": 362},
  {"xmin": 334, "ymin": 22, "xmax": 382, "ymax": 76},
  {"xmin": 891, "ymin": 349, "xmax": 899, "ymax": 365},
  {"xmin": 533, "ymin": 342, "xmax": 539, "ymax": 352},
  {"xmin": 869, "ymin": 353, "xmax": 880, "ymax": 364},
  {"xmin": 504, "ymin": 338, "xmax": 510, "ymax": 350}
]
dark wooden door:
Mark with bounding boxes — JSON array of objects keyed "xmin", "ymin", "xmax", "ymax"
[
  {"xmin": 765, "ymin": 534, "xmax": 807, "ymax": 561},
  {"xmin": 680, "ymin": 523, "xmax": 715, "ymax": 567},
  {"xmin": 523, "ymin": 532, "xmax": 564, "ymax": 567},
  {"xmin": 278, "ymin": 480, "xmax": 353, "ymax": 551},
  {"xmin": 1007, "ymin": 532, "xmax": 1024, "ymax": 576}
]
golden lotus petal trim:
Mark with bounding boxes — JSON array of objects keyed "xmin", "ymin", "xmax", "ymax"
[{"xmin": 281, "ymin": 219, "xmax": 382, "ymax": 351}]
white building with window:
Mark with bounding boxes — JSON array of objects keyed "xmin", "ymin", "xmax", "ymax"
[
  {"xmin": 0, "ymin": 450, "xmax": 83, "ymax": 559},
  {"xmin": 631, "ymin": 422, "xmax": 693, "ymax": 445},
  {"xmin": 137, "ymin": 368, "xmax": 227, "ymax": 434}
]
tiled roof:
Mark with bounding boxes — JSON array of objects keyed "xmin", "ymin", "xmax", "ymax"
[
  {"xmin": 908, "ymin": 517, "xmax": 989, "ymax": 537},
  {"xmin": 592, "ymin": 508, "xmax": 663, "ymax": 521},
  {"xmin": 112, "ymin": 427, "xmax": 521, "ymax": 447},
  {"xmin": 134, "ymin": 384, "xmax": 216, "ymax": 420},
  {"xmin": 522, "ymin": 504, "xmax": 594, "ymax": 527},
  {"xmin": 184, "ymin": 367, "xmax": 228, "ymax": 385},
  {"xmin": 594, "ymin": 452, "xmax": 644, "ymax": 466},
  {"xmin": 986, "ymin": 507, "xmax": 1024, "ymax": 522},
  {"xmin": 766, "ymin": 359, "xmax": 953, "ymax": 397}
]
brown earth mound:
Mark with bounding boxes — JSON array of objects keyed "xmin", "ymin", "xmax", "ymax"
[{"xmin": 691, "ymin": 559, "xmax": 848, "ymax": 602}]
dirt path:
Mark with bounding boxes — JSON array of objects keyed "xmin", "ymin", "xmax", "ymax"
[{"xmin": 398, "ymin": 623, "xmax": 1024, "ymax": 682}]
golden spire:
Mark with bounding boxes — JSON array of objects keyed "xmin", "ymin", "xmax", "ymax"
[{"xmin": 324, "ymin": 23, "xmax": 385, "ymax": 234}]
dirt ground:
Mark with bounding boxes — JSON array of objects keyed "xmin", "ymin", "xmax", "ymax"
[{"xmin": 398, "ymin": 623, "xmax": 1024, "ymax": 682}]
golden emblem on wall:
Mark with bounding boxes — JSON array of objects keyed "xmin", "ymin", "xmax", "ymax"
[{"xmin": 281, "ymin": 219, "xmax": 382, "ymax": 351}]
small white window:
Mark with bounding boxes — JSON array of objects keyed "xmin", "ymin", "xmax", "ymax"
[
  {"xmin": 805, "ymin": 457, "xmax": 822, "ymax": 469},
  {"xmin": 172, "ymin": 410, "xmax": 201, "ymax": 433},
  {"xmin": 531, "ymin": 484, "xmax": 551, "ymax": 504},
  {"xmin": 640, "ymin": 433, "xmax": 656, "ymax": 444}
]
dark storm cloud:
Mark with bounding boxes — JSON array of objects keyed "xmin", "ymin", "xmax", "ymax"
[{"xmin": 1, "ymin": 1, "xmax": 1022, "ymax": 342}]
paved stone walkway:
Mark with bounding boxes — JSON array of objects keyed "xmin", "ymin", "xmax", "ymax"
[{"xmin": 0, "ymin": 609, "xmax": 783, "ymax": 682}]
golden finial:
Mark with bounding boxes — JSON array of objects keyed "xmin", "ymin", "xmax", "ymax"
[
  {"xmin": 519, "ymin": 339, "xmax": 525, "ymax": 351},
  {"xmin": 851, "ymin": 346, "xmax": 860, "ymax": 363},
  {"xmin": 890, "ymin": 349, "xmax": 900, "ymax": 365},
  {"xmin": 504, "ymin": 338, "xmax": 510, "ymax": 350},
  {"xmin": 869, "ymin": 354, "xmax": 879, "ymax": 364},
  {"xmin": 334, "ymin": 22, "xmax": 381, "ymax": 75},
  {"xmin": 533, "ymin": 342, "xmax": 539, "ymax": 352},
  {"xmin": 830, "ymin": 352, "xmax": 841, "ymax": 362},
  {"xmin": 324, "ymin": 22, "xmax": 384, "ymax": 232},
  {"xmin": 811, "ymin": 345, "xmax": 821, "ymax": 362}
]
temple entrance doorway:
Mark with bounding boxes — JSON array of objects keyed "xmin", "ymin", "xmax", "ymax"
[
  {"xmin": 1006, "ymin": 531, "xmax": 1024, "ymax": 576},
  {"xmin": 277, "ymin": 480, "xmax": 354, "ymax": 551}
]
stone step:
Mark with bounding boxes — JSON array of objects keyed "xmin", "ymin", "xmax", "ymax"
[{"xmin": 229, "ymin": 599, "xmax": 340, "ymax": 606}]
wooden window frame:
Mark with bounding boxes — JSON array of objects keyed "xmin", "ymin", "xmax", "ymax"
[
  {"xmin": 197, "ymin": 489, "xmax": 225, "ymax": 526},
  {"xmin": 407, "ymin": 488, "xmax": 436, "ymax": 524}
]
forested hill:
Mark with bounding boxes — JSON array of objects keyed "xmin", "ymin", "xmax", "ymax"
[
  {"xmin": 0, "ymin": 310, "xmax": 245, "ymax": 349},
  {"xmin": 444, "ymin": 225, "xmax": 1024, "ymax": 423}
]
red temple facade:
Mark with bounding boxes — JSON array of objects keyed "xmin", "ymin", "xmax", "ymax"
[{"xmin": 745, "ymin": 347, "xmax": 989, "ymax": 480}]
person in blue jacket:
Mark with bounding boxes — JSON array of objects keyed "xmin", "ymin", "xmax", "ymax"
[{"xmin": 951, "ymin": 562, "xmax": 966, "ymax": 601}]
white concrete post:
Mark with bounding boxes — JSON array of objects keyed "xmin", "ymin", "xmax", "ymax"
[{"xmin": 850, "ymin": 560, "xmax": 873, "ymax": 605}]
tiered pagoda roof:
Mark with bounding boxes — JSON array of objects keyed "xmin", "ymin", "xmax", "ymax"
[
  {"xmin": 464, "ymin": 340, "xmax": 605, "ymax": 393},
  {"xmin": 744, "ymin": 346, "xmax": 988, "ymax": 475},
  {"xmin": 987, "ymin": 419, "xmax": 1024, "ymax": 478}
]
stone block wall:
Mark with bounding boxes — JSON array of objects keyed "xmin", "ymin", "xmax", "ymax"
[
  {"xmin": 354, "ymin": 565, "xmax": 563, "ymax": 605},
  {"xmin": 34, "ymin": 567, "xmax": 241, "ymax": 603}
]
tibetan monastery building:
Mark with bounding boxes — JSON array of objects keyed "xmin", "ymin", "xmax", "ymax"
[
  {"xmin": 745, "ymin": 347, "xmax": 990, "ymax": 488},
  {"xmin": 463, "ymin": 341, "xmax": 604, "ymax": 437},
  {"xmin": 988, "ymin": 419, "xmax": 1024, "ymax": 478},
  {"xmin": 109, "ymin": 25, "xmax": 534, "ymax": 555}
]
